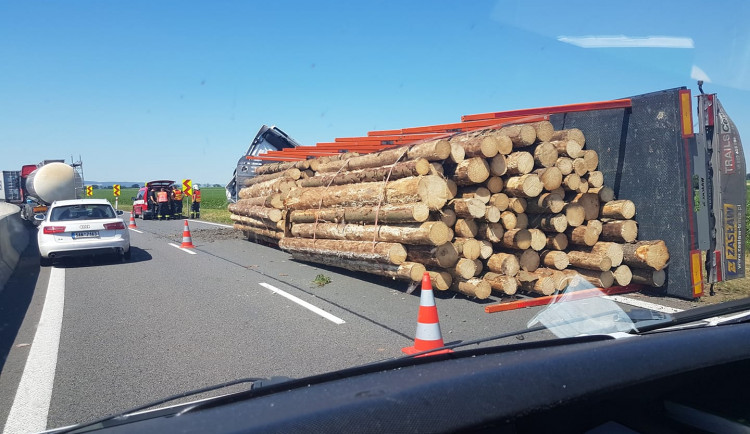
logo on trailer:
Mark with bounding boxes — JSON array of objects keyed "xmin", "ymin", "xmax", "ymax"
[
  {"xmin": 724, "ymin": 203, "xmax": 739, "ymax": 275},
  {"xmin": 113, "ymin": 184, "xmax": 121, "ymax": 197},
  {"xmin": 718, "ymin": 112, "xmax": 736, "ymax": 174}
]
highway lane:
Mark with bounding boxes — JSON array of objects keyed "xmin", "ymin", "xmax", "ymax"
[{"xmin": 1, "ymin": 217, "xmax": 554, "ymax": 431}]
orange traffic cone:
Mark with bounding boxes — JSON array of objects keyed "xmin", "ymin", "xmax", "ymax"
[
  {"xmin": 402, "ymin": 272, "xmax": 453, "ymax": 357},
  {"xmin": 128, "ymin": 214, "xmax": 137, "ymax": 229},
  {"xmin": 180, "ymin": 220, "xmax": 195, "ymax": 248}
]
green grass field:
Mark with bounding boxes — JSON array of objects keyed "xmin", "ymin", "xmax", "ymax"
[{"xmin": 89, "ymin": 187, "xmax": 232, "ymax": 224}]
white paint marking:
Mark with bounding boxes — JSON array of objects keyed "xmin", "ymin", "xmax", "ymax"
[
  {"xmin": 168, "ymin": 242, "xmax": 197, "ymax": 255},
  {"xmin": 4, "ymin": 267, "xmax": 66, "ymax": 434},
  {"xmin": 259, "ymin": 282, "xmax": 345, "ymax": 325},
  {"xmin": 187, "ymin": 219, "xmax": 233, "ymax": 228},
  {"xmin": 604, "ymin": 295, "xmax": 683, "ymax": 314},
  {"xmin": 128, "ymin": 228, "xmax": 143, "ymax": 234}
]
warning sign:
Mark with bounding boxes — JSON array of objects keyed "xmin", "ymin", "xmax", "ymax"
[
  {"xmin": 182, "ymin": 179, "xmax": 192, "ymax": 196},
  {"xmin": 113, "ymin": 184, "xmax": 121, "ymax": 197},
  {"xmin": 86, "ymin": 185, "xmax": 93, "ymax": 196}
]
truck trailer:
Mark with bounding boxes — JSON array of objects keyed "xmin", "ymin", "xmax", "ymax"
[{"xmin": 228, "ymin": 86, "xmax": 745, "ymax": 300}]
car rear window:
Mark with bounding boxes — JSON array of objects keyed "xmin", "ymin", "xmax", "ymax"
[{"xmin": 50, "ymin": 204, "xmax": 116, "ymax": 221}]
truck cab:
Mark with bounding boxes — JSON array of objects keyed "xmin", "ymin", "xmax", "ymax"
[{"xmin": 131, "ymin": 180, "xmax": 175, "ymax": 220}]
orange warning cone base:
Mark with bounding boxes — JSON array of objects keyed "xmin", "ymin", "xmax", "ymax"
[
  {"xmin": 180, "ymin": 220, "xmax": 195, "ymax": 248},
  {"xmin": 402, "ymin": 272, "xmax": 453, "ymax": 357},
  {"xmin": 128, "ymin": 214, "xmax": 137, "ymax": 229}
]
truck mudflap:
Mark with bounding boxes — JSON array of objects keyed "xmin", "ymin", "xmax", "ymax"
[
  {"xmin": 696, "ymin": 94, "xmax": 746, "ymax": 284},
  {"xmin": 225, "ymin": 125, "xmax": 303, "ymax": 203}
]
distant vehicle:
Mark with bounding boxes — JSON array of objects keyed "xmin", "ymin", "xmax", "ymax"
[
  {"xmin": 36, "ymin": 198, "xmax": 130, "ymax": 266},
  {"xmin": 131, "ymin": 180, "xmax": 175, "ymax": 220},
  {"xmin": 1, "ymin": 159, "xmax": 84, "ymax": 222}
]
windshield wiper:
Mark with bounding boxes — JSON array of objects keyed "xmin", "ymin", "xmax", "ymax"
[
  {"xmin": 55, "ymin": 377, "xmax": 266, "ymax": 434},
  {"xmin": 636, "ymin": 298, "xmax": 750, "ymax": 333}
]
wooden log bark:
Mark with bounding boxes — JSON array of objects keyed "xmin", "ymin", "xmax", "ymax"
[
  {"xmin": 562, "ymin": 173, "xmax": 581, "ymax": 191},
  {"xmin": 508, "ymin": 197, "xmax": 527, "ymax": 213},
  {"xmin": 612, "ymin": 265, "xmax": 633, "ymax": 286},
  {"xmin": 528, "ymin": 229, "xmax": 547, "ymax": 251},
  {"xmin": 601, "ymin": 200, "xmax": 636, "ymax": 220},
  {"xmin": 244, "ymin": 168, "xmax": 302, "ymax": 187},
  {"xmin": 515, "ymin": 249, "xmax": 540, "ymax": 272},
  {"xmin": 600, "ymin": 220, "xmax": 638, "ymax": 243},
  {"xmin": 505, "ymin": 151, "xmax": 535, "ymax": 175},
  {"xmin": 576, "ymin": 181, "xmax": 590, "ymax": 194},
  {"xmin": 453, "ymin": 237, "xmax": 481, "ymax": 260},
  {"xmin": 285, "ymin": 175, "xmax": 452, "ymax": 211},
  {"xmin": 478, "ymin": 239, "xmax": 494, "ymax": 259},
  {"xmin": 526, "ymin": 193, "xmax": 565, "ymax": 214},
  {"xmin": 563, "ymin": 268, "xmax": 614, "ymax": 288},
  {"xmin": 487, "ymin": 252, "xmax": 520, "ymax": 276},
  {"xmin": 451, "ymin": 198, "xmax": 487, "ymax": 219},
  {"xmin": 589, "ymin": 186, "xmax": 615, "ymax": 202},
  {"xmin": 495, "ymin": 134, "xmax": 513, "ymax": 155},
  {"xmin": 540, "ymin": 250, "xmax": 569, "ymax": 270},
  {"xmin": 315, "ymin": 139, "xmax": 451, "ymax": 173},
  {"xmin": 584, "ymin": 242, "xmax": 624, "ymax": 267},
  {"xmin": 485, "ymin": 206, "xmax": 502, "ymax": 223},
  {"xmin": 230, "ymin": 214, "xmax": 285, "ymax": 231},
  {"xmin": 486, "ymin": 176, "xmax": 504, "ymax": 193},
  {"xmin": 240, "ymin": 178, "xmax": 296, "ymax": 199},
  {"xmin": 586, "ymin": 171, "xmax": 604, "ymax": 188},
  {"xmin": 453, "ymin": 131, "xmax": 500, "ymax": 158},
  {"xmin": 407, "ymin": 243, "xmax": 459, "ymax": 268},
  {"xmin": 630, "ymin": 268, "xmax": 666, "ymax": 287},
  {"xmin": 500, "ymin": 211, "xmax": 518, "ymax": 230},
  {"xmin": 450, "ymin": 277, "xmax": 492, "ymax": 299},
  {"xmin": 428, "ymin": 270, "xmax": 453, "ymax": 291},
  {"xmin": 234, "ymin": 223, "xmax": 284, "ymax": 241},
  {"xmin": 505, "ymin": 174, "xmax": 543, "ymax": 198},
  {"xmin": 460, "ymin": 186, "xmax": 491, "ymax": 204},
  {"xmin": 550, "ymin": 128, "xmax": 585, "ymax": 147},
  {"xmin": 228, "ymin": 203, "xmax": 284, "ymax": 222},
  {"xmin": 449, "ymin": 141, "xmax": 466, "ymax": 164},
  {"xmin": 555, "ymin": 156, "xmax": 574, "ymax": 175},
  {"xmin": 569, "ymin": 192, "xmax": 600, "ymax": 221},
  {"xmin": 291, "ymin": 221, "xmax": 453, "ymax": 246},
  {"xmin": 483, "ymin": 272, "xmax": 518, "ymax": 295},
  {"xmin": 489, "ymin": 154, "xmax": 508, "ymax": 176},
  {"xmin": 545, "ymin": 233, "xmax": 568, "ymax": 251},
  {"xmin": 582, "ymin": 150, "xmax": 599, "ymax": 172},
  {"xmin": 500, "ymin": 124, "xmax": 536, "ymax": 148},
  {"xmin": 279, "ymin": 238, "xmax": 407, "ymax": 265},
  {"xmin": 567, "ymin": 251, "xmax": 612, "ymax": 271},
  {"xmin": 530, "ymin": 121, "xmax": 554, "ymax": 142},
  {"xmin": 452, "ymin": 157, "xmax": 491, "ymax": 186},
  {"xmin": 500, "ymin": 229, "xmax": 532, "ymax": 250},
  {"xmin": 298, "ymin": 158, "xmax": 431, "ymax": 188},
  {"xmin": 454, "ymin": 218, "xmax": 479, "ymax": 238},
  {"xmin": 515, "ymin": 212, "xmax": 529, "ymax": 230},
  {"xmin": 550, "ymin": 139, "xmax": 583, "ymax": 158},
  {"xmin": 533, "ymin": 142, "xmax": 559, "ymax": 168},
  {"xmin": 289, "ymin": 203, "xmax": 430, "ymax": 224},
  {"xmin": 454, "ymin": 258, "xmax": 479, "ymax": 279},
  {"xmin": 621, "ymin": 240, "xmax": 669, "ymax": 270},
  {"xmin": 564, "ymin": 203, "xmax": 586, "ymax": 227},
  {"xmin": 233, "ymin": 195, "xmax": 284, "ymax": 210},
  {"xmin": 572, "ymin": 158, "xmax": 588, "ymax": 176},
  {"xmin": 291, "ymin": 252, "xmax": 426, "ymax": 282},
  {"xmin": 477, "ymin": 222, "xmax": 504, "ymax": 243},
  {"xmin": 255, "ymin": 159, "xmax": 311, "ymax": 176},
  {"xmin": 529, "ymin": 213, "xmax": 568, "ymax": 233},
  {"xmin": 490, "ymin": 193, "xmax": 509, "ymax": 211},
  {"xmin": 566, "ymin": 224, "xmax": 599, "ymax": 247},
  {"xmin": 535, "ymin": 167, "xmax": 563, "ymax": 191},
  {"xmin": 436, "ymin": 208, "xmax": 457, "ymax": 227}
]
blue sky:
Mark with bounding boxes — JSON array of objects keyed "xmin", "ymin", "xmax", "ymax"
[{"xmin": 1, "ymin": 0, "xmax": 748, "ymax": 185}]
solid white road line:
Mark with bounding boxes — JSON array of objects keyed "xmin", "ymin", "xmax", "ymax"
[
  {"xmin": 187, "ymin": 220, "xmax": 233, "ymax": 229},
  {"xmin": 259, "ymin": 282, "xmax": 345, "ymax": 325},
  {"xmin": 604, "ymin": 295, "xmax": 684, "ymax": 314},
  {"xmin": 3, "ymin": 267, "xmax": 66, "ymax": 434},
  {"xmin": 128, "ymin": 228, "xmax": 143, "ymax": 234},
  {"xmin": 168, "ymin": 243, "xmax": 197, "ymax": 255}
]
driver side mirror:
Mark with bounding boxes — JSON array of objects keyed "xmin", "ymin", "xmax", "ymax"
[
  {"xmin": 116, "ymin": 210, "xmax": 124, "ymax": 215},
  {"xmin": 131, "ymin": 197, "xmax": 136, "ymax": 201}
]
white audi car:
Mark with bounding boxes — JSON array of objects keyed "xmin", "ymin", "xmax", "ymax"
[{"xmin": 37, "ymin": 198, "xmax": 131, "ymax": 266}]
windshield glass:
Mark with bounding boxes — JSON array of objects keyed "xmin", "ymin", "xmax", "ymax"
[
  {"xmin": 1, "ymin": 0, "xmax": 748, "ymax": 431},
  {"xmin": 49, "ymin": 204, "xmax": 116, "ymax": 221}
]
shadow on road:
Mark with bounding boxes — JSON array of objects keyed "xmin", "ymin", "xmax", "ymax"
[
  {"xmin": 53, "ymin": 246, "xmax": 152, "ymax": 269},
  {"xmin": 0, "ymin": 239, "xmax": 41, "ymax": 372}
]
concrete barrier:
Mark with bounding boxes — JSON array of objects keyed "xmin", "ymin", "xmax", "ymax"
[{"xmin": 0, "ymin": 203, "xmax": 31, "ymax": 291}]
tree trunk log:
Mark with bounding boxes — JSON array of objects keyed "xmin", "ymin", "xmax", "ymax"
[
  {"xmin": 291, "ymin": 221, "xmax": 452, "ymax": 246},
  {"xmin": 460, "ymin": 186, "xmax": 491, "ymax": 204},
  {"xmin": 428, "ymin": 270, "xmax": 453, "ymax": 291},
  {"xmin": 279, "ymin": 238, "xmax": 407, "ymax": 265},
  {"xmin": 500, "ymin": 211, "xmax": 518, "ymax": 230},
  {"xmin": 478, "ymin": 240, "xmax": 494, "ymax": 260},
  {"xmin": 630, "ymin": 268, "xmax": 666, "ymax": 287},
  {"xmin": 572, "ymin": 158, "xmax": 588, "ymax": 176},
  {"xmin": 505, "ymin": 174, "xmax": 543, "ymax": 198},
  {"xmin": 454, "ymin": 131, "xmax": 500, "ymax": 159},
  {"xmin": 546, "ymin": 233, "xmax": 569, "ymax": 250},
  {"xmin": 487, "ymin": 252, "xmax": 520, "ymax": 277},
  {"xmin": 500, "ymin": 228, "xmax": 532, "ymax": 250},
  {"xmin": 600, "ymin": 220, "xmax": 638, "ymax": 243},
  {"xmin": 453, "ymin": 258, "xmax": 480, "ymax": 279},
  {"xmin": 601, "ymin": 200, "xmax": 636, "ymax": 220},
  {"xmin": 450, "ymin": 277, "xmax": 492, "ymax": 299},
  {"xmin": 555, "ymin": 156, "xmax": 574, "ymax": 175},
  {"xmin": 535, "ymin": 167, "xmax": 563, "ymax": 191},
  {"xmin": 227, "ymin": 203, "xmax": 284, "ymax": 222},
  {"xmin": 436, "ymin": 209, "xmax": 457, "ymax": 227},
  {"xmin": 490, "ymin": 193, "xmax": 509, "ymax": 211},
  {"xmin": 485, "ymin": 206, "xmax": 501, "ymax": 223},
  {"xmin": 255, "ymin": 159, "xmax": 311, "ymax": 176},
  {"xmin": 563, "ymin": 268, "xmax": 614, "ymax": 288},
  {"xmin": 567, "ymin": 251, "xmax": 612, "ymax": 271},
  {"xmin": 540, "ymin": 250, "xmax": 569, "ymax": 270},
  {"xmin": 589, "ymin": 186, "xmax": 615, "ymax": 202},
  {"xmin": 285, "ymin": 175, "xmax": 452, "ymax": 211},
  {"xmin": 451, "ymin": 198, "xmax": 486, "ymax": 219},
  {"xmin": 240, "ymin": 178, "xmax": 296, "ymax": 199},
  {"xmin": 528, "ymin": 229, "xmax": 547, "ymax": 251},
  {"xmin": 550, "ymin": 128, "xmax": 585, "ymax": 148},
  {"xmin": 453, "ymin": 237, "xmax": 481, "ymax": 260},
  {"xmin": 483, "ymin": 272, "xmax": 518, "ymax": 295},
  {"xmin": 529, "ymin": 213, "xmax": 568, "ymax": 233},
  {"xmin": 505, "ymin": 151, "xmax": 535, "ymax": 175},
  {"xmin": 526, "ymin": 192, "xmax": 565, "ymax": 214},
  {"xmin": 231, "ymin": 214, "xmax": 285, "ymax": 231},
  {"xmin": 477, "ymin": 223, "xmax": 505, "ymax": 243},
  {"xmin": 315, "ymin": 139, "xmax": 451, "ymax": 173},
  {"xmin": 550, "ymin": 139, "xmax": 583, "ymax": 158},
  {"xmin": 582, "ymin": 150, "xmax": 599, "ymax": 172},
  {"xmin": 406, "ymin": 243, "xmax": 460, "ymax": 268},
  {"xmin": 569, "ymin": 192, "xmax": 600, "ymax": 221},
  {"xmin": 449, "ymin": 141, "xmax": 466, "ymax": 164},
  {"xmin": 233, "ymin": 195, "xmax": 284, "ymax": 210},
  {"xmin": 298, "ymin": 158, "xmax": 431, "ymax": 188},
  {"xmin": 612, "ymin": 265, "xmax": 632, "ymax": 286},
  {"xmin": 564, "ymin": 203, "xmax": 586, "ymax": 227},
  {"xmin": 533, "ymin": 142, "xmax": 559, "ymax": 168},
  {"xmin": 452, "ymin": 157, "xmax": 491, "ymax": 186},
  {"xmin": 500, "ymin": 124, "xmax": 536, "ymax": 148},
  {"xmin": 234, "ymin": 224, "xmax": 284, "ymax": 241},
  {"xmin": 583, "ymin": 242, "xmax": 624, "ymax": 267},
  {"xmin": 566, "ymin": 224, "xmax": 599, "ymax": 246},
  {"xmin": 518, "ymin": 270, "xmax": 555, "ymax": 295},
  {"xmin": 288, "ymin": 203, "xmax": 430, "ymax": 224},
  {"xmin": 488, "ymin": 154, "xmax": 507, "ymax": 176},
  {"xmin": 454, "ymin": 218, "xmax": 479, "ymax": 238},
  {"xmin": 486, "ymin": 176, "xmax": 504, "ymax": 193},
  {"xmin": 515, "ymin": 249, "xmax": 540, "ymax": 272},
  {"xmin": 586, "ymin": 171, "xmax": 604, "ymax": 188},
  {"xmin": 530, "ymin": 121, "xmax": 554, "ymax": 142},
  {"xmin": 621, "ymin": 240, "xmax": 669, "ymax": 270},
  {"xmin": 291, "ymin": 252, "xmax": 426, "ymax": 282},
  {"xmin": 562, "ymin": 173, "xmax": 581, "ymax": 191}
]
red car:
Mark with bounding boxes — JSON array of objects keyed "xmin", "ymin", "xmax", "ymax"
[{"xmin": 131, "ymin": 180, "xmax": 175, "ymax": 219}]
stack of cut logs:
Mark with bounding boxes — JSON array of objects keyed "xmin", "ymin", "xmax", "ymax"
[{"xmin": 230, "ymin": 121, "xmax": 670, "ymax": 299}]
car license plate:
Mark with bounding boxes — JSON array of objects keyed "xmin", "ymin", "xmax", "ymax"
[{"xmin": 72, "ymin": 231, "xmax": 100, "ymax": 239}]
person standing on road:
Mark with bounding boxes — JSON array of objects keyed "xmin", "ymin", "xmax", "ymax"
[
  {"xmin": 172, "ymin": 185, "xmax": 183, "ymax": 218},
  {"xmin": 156, "ymin": 187, "xmax": 170, "ymax": 220},
  {"xmin": 148, "ymin": 186, "xmax": 158, "ymax": 218},
  {"xmin": 191, "ymin": 185, "xmax": 201, "ymax": 219}
]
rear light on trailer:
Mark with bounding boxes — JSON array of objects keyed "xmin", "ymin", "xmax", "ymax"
[
  {"xmin": 104, "ymin": 222, "xmax": 126, "ymax": 230},
  {"xmin": 43, "ymin": 226, "xmax": 66, "ymax": 234},
  {"xmin": 679, "ymin": 89, "xmax": 693, "ymax": 138}
]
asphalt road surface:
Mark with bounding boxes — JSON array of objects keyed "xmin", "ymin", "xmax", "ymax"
[{"xmin": 0, "ymin": 215, "xmax": 696, "ymax": 432}]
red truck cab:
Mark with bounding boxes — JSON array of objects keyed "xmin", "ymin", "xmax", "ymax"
[{"xmin": 131, "ymin": 180, "xmax": 175, "ymax": 220}]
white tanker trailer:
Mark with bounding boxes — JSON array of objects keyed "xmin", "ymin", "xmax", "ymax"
[{"xmin": 1, "ymin": 160, "xmax": 84, "ymax": 222}]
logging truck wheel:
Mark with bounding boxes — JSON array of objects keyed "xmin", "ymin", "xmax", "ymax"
[{"xmin": 40, "ymin": 256, "xmax": 52, "ymax": 267}]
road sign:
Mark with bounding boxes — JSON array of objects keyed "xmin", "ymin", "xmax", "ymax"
[
  {"xmin": 183, "ymin": 179, "xmax": 192, "ymax": 196},
  {"xmin": 86, "ymin": 185, "xmax": 93, "ymax": 196},
  {"xmin": 113, "ymin": 184, "xmax": 121, "ymax": 197}
]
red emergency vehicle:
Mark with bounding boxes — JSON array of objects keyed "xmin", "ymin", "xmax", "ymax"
[{"xmin": 131, "ymin": 180, "xmax": 175, "ymax": 220}]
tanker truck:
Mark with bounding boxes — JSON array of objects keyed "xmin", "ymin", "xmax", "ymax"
[{"xmin": 1, "ymin": 160, "xmax": 84, "ymax": 222}]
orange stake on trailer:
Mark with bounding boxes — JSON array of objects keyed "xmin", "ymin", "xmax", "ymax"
[
  {"xmin": 484, "ymin": 284, "xmax": 644, "ymax": 313},
  {"xmin": 462, "ymin": 99, "xmax": 632, "ymax": 122}
]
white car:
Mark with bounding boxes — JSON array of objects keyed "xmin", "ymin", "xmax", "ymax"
[{"xmin": 37, "ymin": 198, "xmax": 131, "ymax": 266}]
